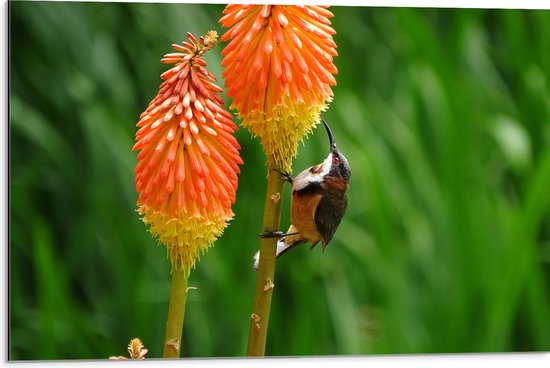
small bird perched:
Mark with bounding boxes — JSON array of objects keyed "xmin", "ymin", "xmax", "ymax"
[{"xmin": 253, "ymin": 119, "xmax": 351, "ymax": 270}]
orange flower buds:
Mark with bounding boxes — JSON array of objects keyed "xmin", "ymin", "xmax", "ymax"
[
  {"xmin": 220, "ymin": 5, "xmax": 338, "ymax": 171},
  {"xmin": 134, "ymin": 31, "xmax": 242, "ymax": 272}
]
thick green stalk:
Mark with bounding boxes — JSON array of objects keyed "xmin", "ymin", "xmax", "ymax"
[
  {"xmin": 247, "ymin": 165, "xmax": 285, "ymax": 356},
  {"xmin": 163, "ymin": 268, "xmax": 189, "ymax": 358}
]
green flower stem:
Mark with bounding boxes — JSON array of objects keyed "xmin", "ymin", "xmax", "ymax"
[
  {"xmin": 247, "ymin": 165, "xmax": 285, "ymax": 356},
  {"xmin": 163, "ymin": 268, "xmax": 189, "ymax": 358}
]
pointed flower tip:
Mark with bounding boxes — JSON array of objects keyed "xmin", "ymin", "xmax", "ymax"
[
  {"xmin": 203, "ymin": 30, "xmax": 218, "ymax": 50},
  {"xmin": 135, "ymin": 31, "xmax": 242, "ymax": 271},
  {"xmin": 220, "ymin": 5, "xmax": 337, "ymax": 170}
]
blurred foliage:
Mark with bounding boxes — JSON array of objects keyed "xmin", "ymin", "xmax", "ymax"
[{"xmin": 9, "ymin": 1, "xmax": 550, "ymax": 360}]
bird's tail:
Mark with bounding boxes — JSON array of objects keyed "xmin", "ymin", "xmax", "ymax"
[
  {"xmin": 252, "ymin": 225, "xmax": 305, "ymax": 270},
  {"xmin": 252, "ymin": 238, "xmax": 287, "ymax": 271}
]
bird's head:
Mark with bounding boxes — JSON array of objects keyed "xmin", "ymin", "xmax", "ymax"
[{"xmin": 321, "ymin": 119, "xmax": 351, "ymax": 182}]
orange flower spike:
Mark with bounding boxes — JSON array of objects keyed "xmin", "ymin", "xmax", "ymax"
[
  {"xmin": 134, "ymin": 31, "xmax": 243, "ymax": 273},
  {"xmin": 220, "ymin": 5, "xmax": 338, "ymax": 171}
]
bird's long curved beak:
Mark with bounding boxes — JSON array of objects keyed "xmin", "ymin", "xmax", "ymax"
[{"xmin": 321, "ymin": 119, "xmax": 337, "ymax": 152}]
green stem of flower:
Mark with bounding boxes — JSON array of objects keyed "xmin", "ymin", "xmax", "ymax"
[
  {"xmin": 247, "ymin": 165, "xmax": 285, "ymax": 356},
  {"xmin": 163, "ymin": 267, "xmax": 189, "ymax": 358}
]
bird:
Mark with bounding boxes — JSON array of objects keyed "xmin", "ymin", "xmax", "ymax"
[{"xmin": 253, "ymin": 119, "xmax": 351, "ymax": 270}]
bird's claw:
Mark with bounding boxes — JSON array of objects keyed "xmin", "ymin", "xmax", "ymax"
[
  {"xmin": 273, "ymin": 169, "xmax": 293, "ymax": 184},
  {"xmin": 259, "ymin": 229, "xmax": 285, "ymax": 238}
]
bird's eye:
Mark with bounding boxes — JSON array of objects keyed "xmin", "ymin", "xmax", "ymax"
[{"xmin": 332, "ymin": 156, "xmax": 340, "ymax": 164}]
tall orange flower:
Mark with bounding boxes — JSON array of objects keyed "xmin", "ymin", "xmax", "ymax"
[
  {"xmin": 134, "ymin": 31, "xmax": 242, "ymax": 273},
  {"xmin": 220, "ymin": 5, "xmax": 337, "ymax": 171}
]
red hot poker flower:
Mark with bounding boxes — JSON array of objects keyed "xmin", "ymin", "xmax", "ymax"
[
  {"xmin": 220, "ymin": 5, "xmax": 338, "ymax": 171},
  {"xmin": 134, "ymin": 31, "xmax": 243, "ymax": 272}
]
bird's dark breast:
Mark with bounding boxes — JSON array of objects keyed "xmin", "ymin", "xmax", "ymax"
[{"xmin": 294, "ymin": 181, "xmax": 323, "ymax": 197}]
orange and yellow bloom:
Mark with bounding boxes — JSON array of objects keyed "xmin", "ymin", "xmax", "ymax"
[
  {"xmin": 134, "ymin": 31, "xmax": 242, "ymax": 272},
  {"xmin": 220, "ymin": 5, "xmax": 338, "ymax": 171}
]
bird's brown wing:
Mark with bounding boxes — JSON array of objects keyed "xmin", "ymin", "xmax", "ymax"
[{"xmin": 314, "ymin": 192, "xmax": 348, "ymax": 250}]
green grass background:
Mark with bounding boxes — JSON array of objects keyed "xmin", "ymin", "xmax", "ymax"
[{"xmin": 9, "ymin": 1, "xmax": 550, "ymax": 360}]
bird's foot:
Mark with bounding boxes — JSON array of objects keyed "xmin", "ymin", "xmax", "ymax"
[
  {"xmin": 259, "ymin": 229, "xmax": 300, "ymax": 238},
  {"xmin": 273, "ymin": 169, "xmax": 293, "ymax": 184},
  {"xmin": 259, "ymin": 229, "xmax": 286, "ymax": 238}
]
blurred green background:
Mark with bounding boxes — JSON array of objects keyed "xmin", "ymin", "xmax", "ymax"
[{"xmin": 9, "ymin": 1, "xmax": 550, "ymax": 360}]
